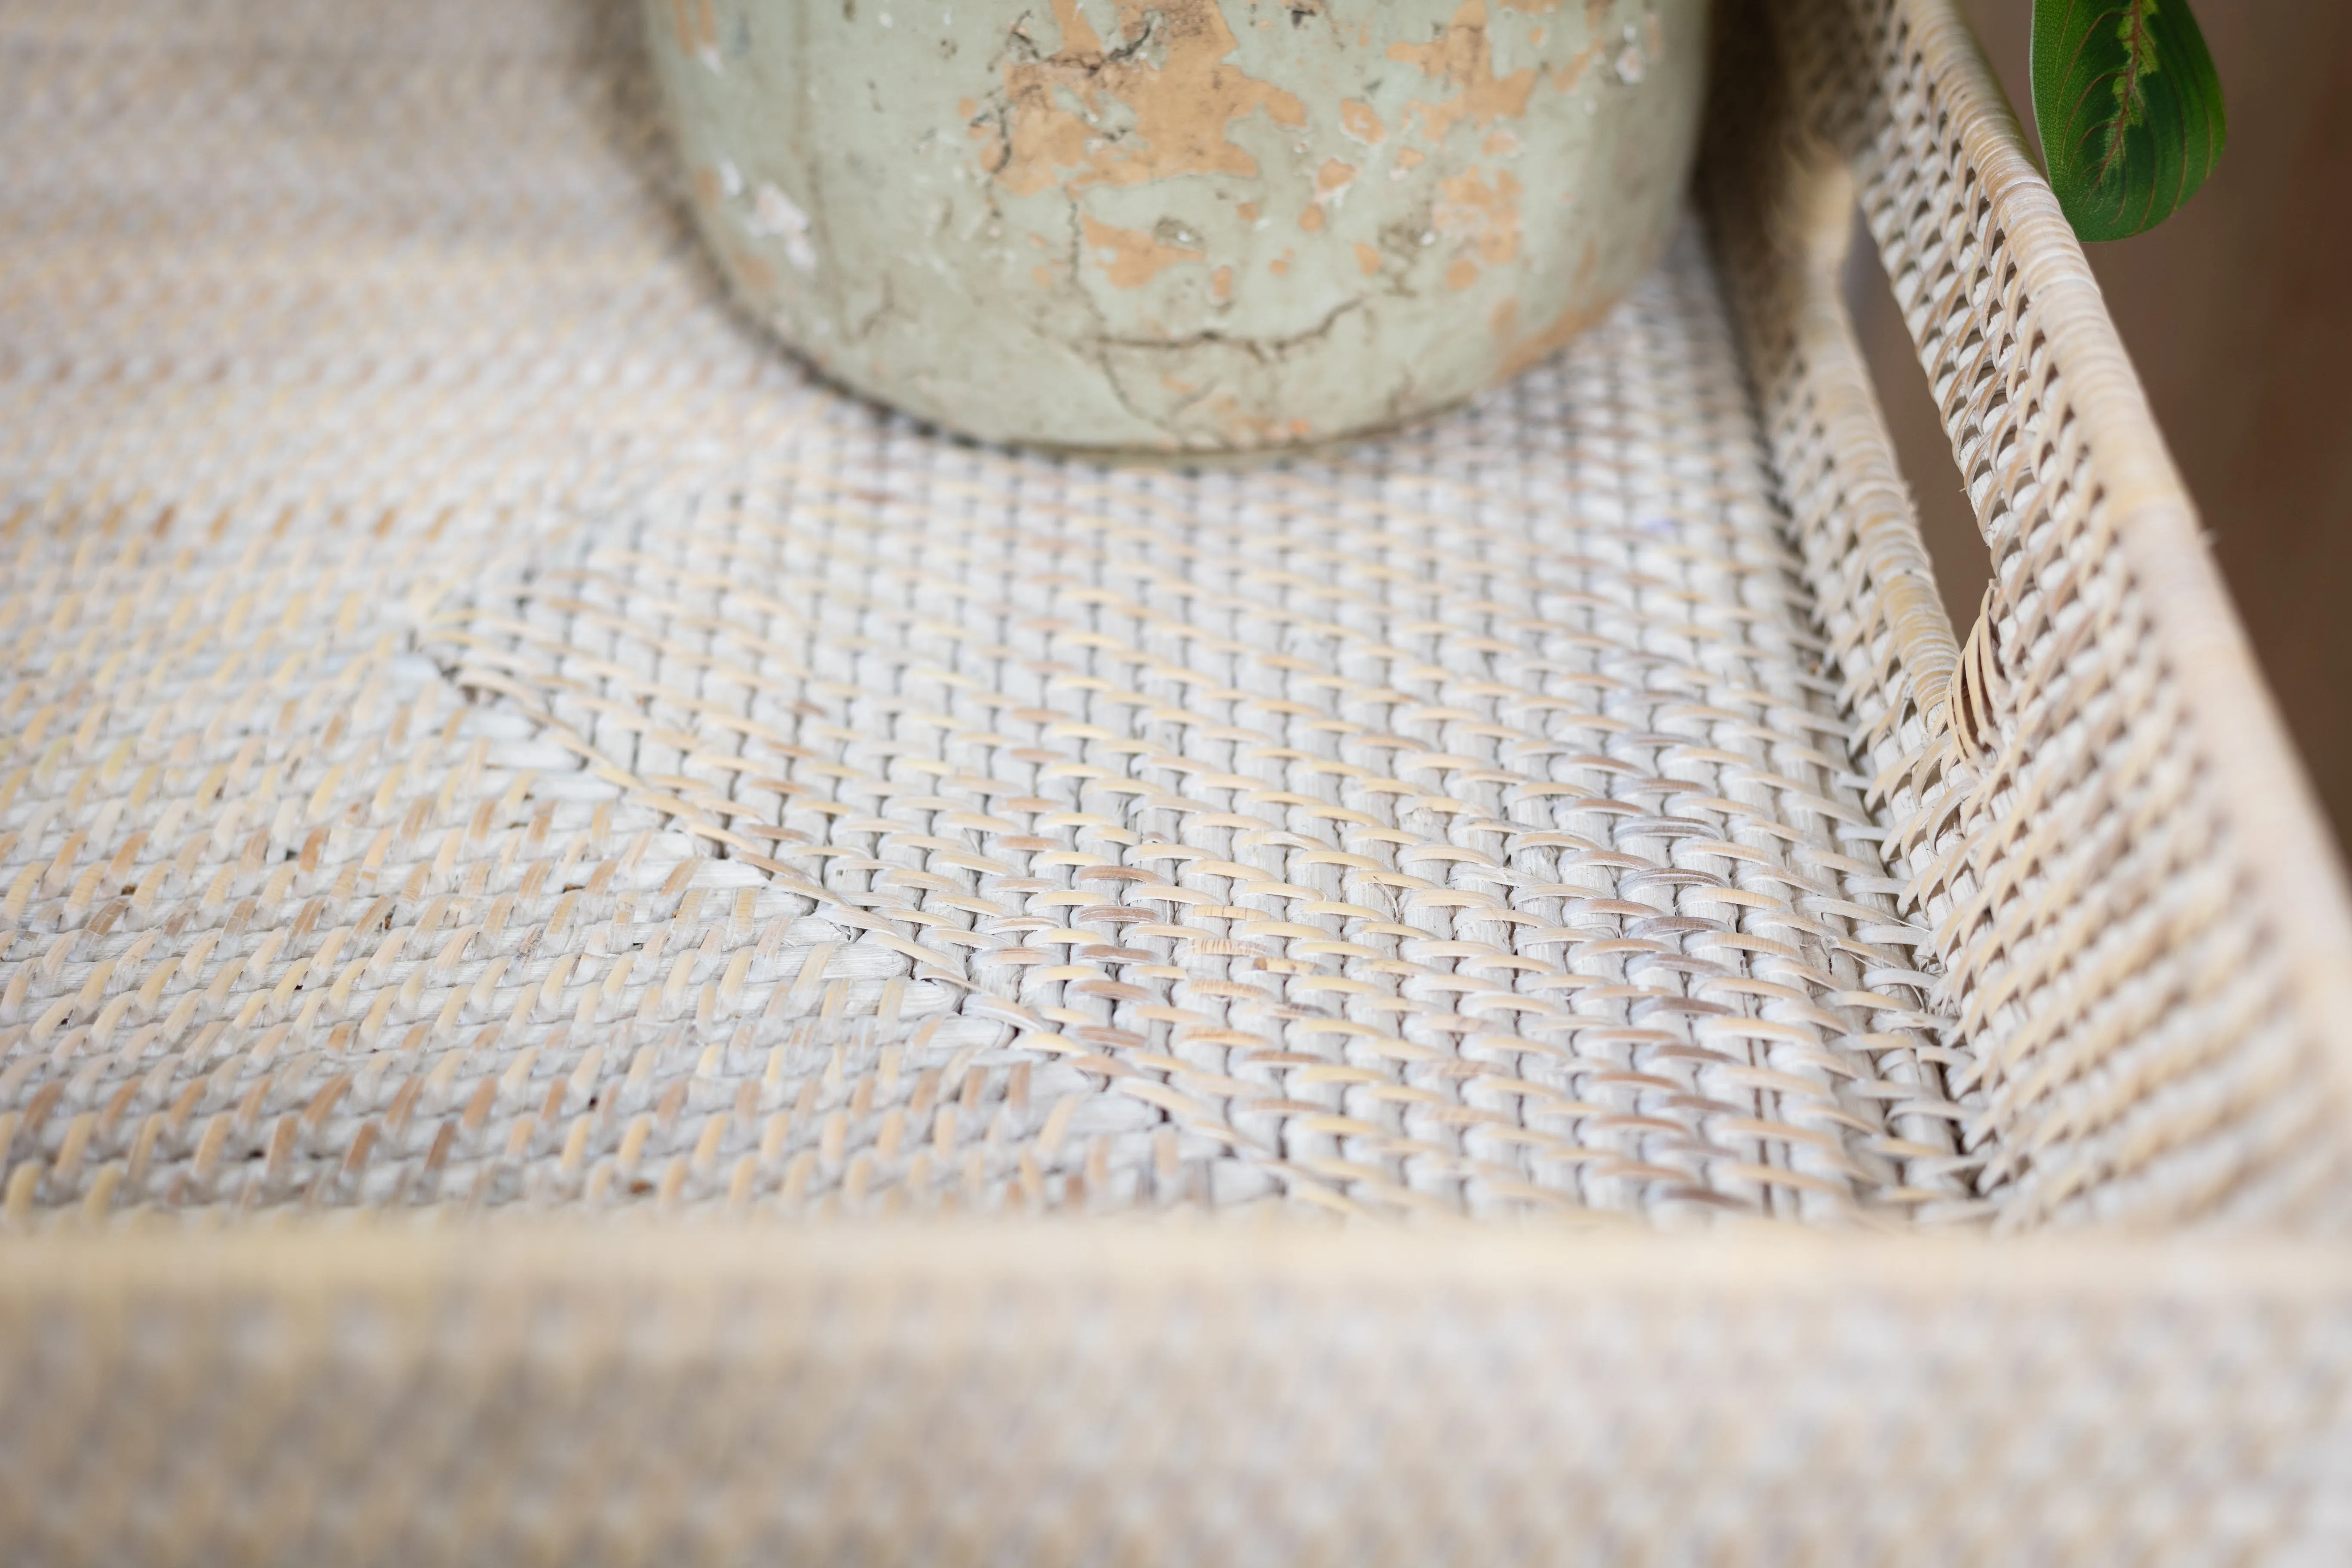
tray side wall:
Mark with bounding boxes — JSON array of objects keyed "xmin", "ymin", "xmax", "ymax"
[
  {"xmin": 2, "ymin": 1223, "xmax": 2349, "ymax": 1565},
  {"xmin": 1704, "ymin": 0, "xmax": 2352, "ymax": 1230}
]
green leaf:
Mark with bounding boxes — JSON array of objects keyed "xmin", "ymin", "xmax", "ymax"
[{"xmin": 2030, "ymin": 0, "xmax": 2226, "ymax": 242}]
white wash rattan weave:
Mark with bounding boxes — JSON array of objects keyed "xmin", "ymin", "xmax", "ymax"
[{"xmin": 3, "ymin": 0, "xmax": 2351, "ymax": 1562}]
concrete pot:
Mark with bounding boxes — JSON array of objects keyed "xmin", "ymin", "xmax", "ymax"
[{"xmin": 647, "ymin": 0, "xmax": 1708, "ymax": 453}]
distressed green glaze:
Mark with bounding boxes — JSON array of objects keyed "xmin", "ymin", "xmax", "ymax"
[{"xmin": 647, "ymin": 0, "xmax": 1706, "ymax": 452}]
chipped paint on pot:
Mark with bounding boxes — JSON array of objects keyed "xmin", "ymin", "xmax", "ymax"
[{"xmin": 648, "ymin": 0, "xmax": 1707, "ymax": 453}]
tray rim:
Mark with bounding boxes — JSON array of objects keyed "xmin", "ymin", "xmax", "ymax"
[{"xmin": 9, "ymin": 1212, "xmax": 2352, "ymax": 1296}]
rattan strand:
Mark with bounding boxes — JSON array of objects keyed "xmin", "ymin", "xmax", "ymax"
[{"xmin": 0, "ymin": 0, "xmax": 1990, "ymax": 1227}]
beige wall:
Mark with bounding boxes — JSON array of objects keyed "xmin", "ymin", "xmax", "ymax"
[{"xmin": 1851, "ymin": 0, "xmax": 2352, "ymax": 847}]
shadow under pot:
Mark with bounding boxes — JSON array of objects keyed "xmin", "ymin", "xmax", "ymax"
[{"xmin": 647, "ymin": 0, "xmax": 1708, "ymax": 455}]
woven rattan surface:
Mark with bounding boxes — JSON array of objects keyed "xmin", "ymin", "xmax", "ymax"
[
  {"xmin": 1736, "ymin": 0, "xmax": 2352, "ymax": 1228},
  {"xmin": 9, "ymin": 0, "xmax": 2352, "ymax": 1562},
  {"xmin": 0, "ymin": 0, "xmax": 1999, "ymax": 1228},
  {"xmin": 4, "ymin": 1224, "xmax": 2350, "ymax": 1565}
]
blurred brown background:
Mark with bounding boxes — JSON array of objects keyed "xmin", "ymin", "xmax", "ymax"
[{"xmin": 1849, "ymin": 0, "xmax": 2352, "ymax": 849}]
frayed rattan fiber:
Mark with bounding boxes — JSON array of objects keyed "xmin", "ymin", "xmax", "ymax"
[{"xmin": 4, "ymin": 0, "xmax": 2352, "ymax": 1561}]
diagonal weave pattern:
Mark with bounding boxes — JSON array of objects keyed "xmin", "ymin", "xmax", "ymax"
[
  {"xmin": 7, "ymin": 0, "xmax": 2352, "ymax": 1562},
  {"xmin": 0, "ymin": 0, "xmax": 1988, "ymax": 1225}
]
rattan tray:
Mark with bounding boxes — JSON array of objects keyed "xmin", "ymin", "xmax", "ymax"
[{"xmin": 5, "ymin": 0, "xmax": 2350, "ymax": 1560}]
